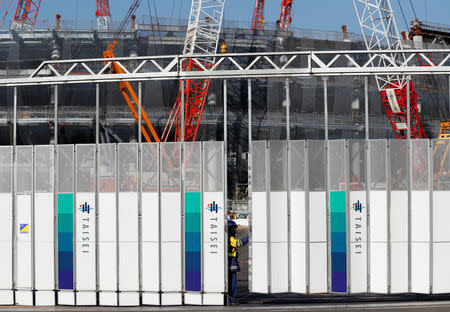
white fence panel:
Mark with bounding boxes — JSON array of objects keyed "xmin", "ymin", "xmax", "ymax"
[
  {"xmin": 15, "ymin": 146, "xmax": 33, "ymax": 305},
  {"xmin": 203, "ymin": 141, "xmax": 225, "ymax": 305},
  {"xmin": 141, "ymin": 143, "xmax": 160, "ymax": 306},
  {"xmin": 98, "ymin": 144, "xmax": 117, "ymax": 306},
  {"xmin": 0, "ymin": 147, "xmax": 13, "ymax": 305},
  {"xmin": 118, "ymin": 143, "xmax": 139, "ymax": 306},
  {"xmin": 75, "ymin": 144, "xmax": 96, "ymax": 305},
  {"xmin": 160, "ymin": 143, "xmax": 182, "ymax": 305},
  {"xmin": 34, "ymin": 145, "xmax": 55, "ymax": 305}
]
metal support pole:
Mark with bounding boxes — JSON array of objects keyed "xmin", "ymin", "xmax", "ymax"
[
  {"xmin": 94, "ymin": 83, "xmax": 100, "ymax": 296},
  {"xmin": 95, "ymin": 84, "xmax": 99, "ymax": 145},
  {"xmin": 247, "ymin": 78, "xmax": 253, "ymax": 292},
  {"xmin": 54, "ymin": 85, "xmax": 59, "ymax": 293},
  {"xmin": 13, "ymin": 87, "xmax": 17, "ymax": 147},
  {"xmin": 180, "ymin": 80, "xmax": 185, "ymax": 293},
  {"xmin": 448, "ymin": 76, "xmax": 450, "ymax": 114},
  {"xmin": 248, "ymin": 79, "xmax": 252, "ymax": 147},
  {"xmin": 138, "ymin": 86, "xmax": 143, "ymax": 297},
  {"xmin": 12, "ymin": 86, "xmax": 17, "ymax": 294},
  {"xmin": 137, "ymin": 82, "xmax": 143, "ymax": 295},
  {"xmin": 138, "ymin": 82, "xmax": 142, "ymax": 144},
  {"xmin": 365, "ymin": 77, "xmax": 369, "ymax": 140},
  {"xmin": 285, "ymin": 78, "xmax": 292, "ymax": 292},
  {"xmin": 407, "ymin": 76, "xmax": 412, "ymax": 292},
  {"xmin": 323, "ymin": 78, "xmax": 329, "ymax": 140},
  {"xmin": 323, "ymin": 77, "xmax": 330, "ymax": 292},
  {"xmin": 224, "ymin": 80, "xmax": 227, "ymax": 146},
  {"xmin": 407, "ymin": 78, "xmax": 411, "ymax": 140},
  {"xmin": 223, "ymin": 79, "xmax": 228, "ymax": 295}
]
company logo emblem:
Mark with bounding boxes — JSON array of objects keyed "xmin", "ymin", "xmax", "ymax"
[
  {"xmin": 78, "ymin": 202, "xmax": 94, "ymax": 214},
  {"xmin": 19, "ymin": 224, "xmax": 29, "ymax": 233},
  {"xmin": 206, "ymin": 201, "xmax": 222, "ymax": 213},
  {"xmin": 352, "ymin": 200, "xmax": 365, "ymax": 213}
]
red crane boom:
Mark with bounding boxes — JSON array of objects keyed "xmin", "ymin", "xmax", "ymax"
[
  {"xmin": 277, "ymin": 0, "xmax": 293, "ymax": 31},
  {"xmin": 96, "ymin": 0, "xmax": 111, "ymax": 18},
  {"xmin": 96, "ymin": 0, "xmax": 111, "ymax": 29},
  {"xmin": 12, "ymin": 0, "xmax": 41, "ymax": 29},
  {"xmin": 251, "ymin": 0, "xmax": 265, "ymax": 31}
]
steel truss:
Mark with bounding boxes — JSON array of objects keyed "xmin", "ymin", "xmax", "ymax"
[
  {"xmin": 2, "ymin": 49, "xmax": 450, "ymax": 87},
  {"xmin": 353, "ymin": 0, "xmax": 424, "ymax": 138},
  {"xmin": 164, "ymin": 0, "xmax": 226, "ymax": 141}
]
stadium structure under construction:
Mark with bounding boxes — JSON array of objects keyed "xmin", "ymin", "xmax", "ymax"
[{"xmin": 0, "ymin": 16, "xmax": 449, "ymax": 197}]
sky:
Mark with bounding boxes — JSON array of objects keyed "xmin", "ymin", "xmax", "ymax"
[{"xmin": 1, "ymin": 0, "xmax": 450, "ymax": 34}]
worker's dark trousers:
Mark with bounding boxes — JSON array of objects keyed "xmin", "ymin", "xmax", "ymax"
[{"xmin": 228, "ymin": 271, "xmax": 237, "ymax": 302}]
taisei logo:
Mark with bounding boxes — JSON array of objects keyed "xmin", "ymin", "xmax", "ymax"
[
  {"xmin": 78, "ymin": 202, "xmax": 94, "ymax": 254},
  {"xmin": 352, "ymin": 200, "xmax": 365, "ymax": 255},
  {"xmin": 352, "ymin": 200, "xmax": 365, "ymax": 213},
  {"xmin": 78, "ymin": 202, "xmax": 94, "ymax": 214},
  {"xmin": 206, "ymin": 201, "xmax": 222, "ymax": 213},
  {"xmin": 206, "ymin": 201, "xmax": 222, "ymax": 255}
]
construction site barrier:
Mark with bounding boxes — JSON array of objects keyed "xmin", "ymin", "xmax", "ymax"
[
  {"xmin": 249, "ymin": 139, "xmax": 450, "ymax": 295},
  {"xmin": 0, "ymin": 142, "xmax": 226, "ymax": 306}
]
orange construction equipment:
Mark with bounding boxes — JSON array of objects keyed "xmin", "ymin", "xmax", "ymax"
[{"xmin": 103, "ymin": 41, "xmax": 160, "ymax": 143}]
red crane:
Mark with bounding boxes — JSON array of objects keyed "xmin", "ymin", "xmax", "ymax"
[
  {"xmin": 96, "ymin": 0, "xmax": 111, "ymax": 17},
  {"xmin": 251, "ymin": 0, "xmax": 265, "ymax": 31},
  {"xmin": 12, "ymin": 0, "xmax": 41, "ymax": 29},
  {"xmin": 96, "ymin": 0, "xmax": 111, "ymax": 29},
  {"xmin": 277, "ymin": 0, "xmax": 293, "ymax": 31}
]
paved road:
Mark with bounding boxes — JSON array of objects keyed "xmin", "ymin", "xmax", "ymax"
[
  {"xmin": 4, "ymin": 302, "xmax": 450, "ymax": 312},
  {"xmin": 3, "ymin": 227, "xmax": 450, "ymax": 311}
]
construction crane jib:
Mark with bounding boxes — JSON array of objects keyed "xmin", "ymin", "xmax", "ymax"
[
  {"xmin": 353, "ymin": 0, "xmax": 426, "ymax": 139},
  {"xmin": 277, "ymin": 0, "xmax": 293, "ymax": 31},
  {"xmin": 251, "ymin": 0, "xmax": 265, "ymax": 31},
  {"xmin": 162, "ymin": 0, "xmax": 226, "ymax": 142},
  {"xmin": 96, "ymin": 0, "xmax": 112, "ymax": 30},
  {"xmin": 11, "ymin": 0, "xmax": 41, "ymax": 30}
]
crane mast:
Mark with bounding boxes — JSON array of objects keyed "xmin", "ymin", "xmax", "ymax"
[
  {"xmin": 353, "ymin": 0, "xmax": 426, "ymax": 139},
  {"xmin": 162, "ymin": 0, "xmax": 226, "ymax": 142},
  {"xmin": 96, "ymin": 0, "xmax": 112, "ymax": 30},
  {"xmin": 251, "ymin": 0, "xmax": 265, "ymax": 31},
  {"xmin": 277, "ymin": 0, "xmax": 293, "ymax": 31},
  {"xmin": 11, "ymin": 0, "xmax": 41, "ymax": 30}
]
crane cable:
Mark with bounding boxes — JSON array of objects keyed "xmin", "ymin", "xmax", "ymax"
[
  {"xmin": 112, "ymin": 0, "xmax": 142, "ymax": 42},
  {"xmin": 0, "ymin": 0, "xmax": 14, "ymax": 28}
]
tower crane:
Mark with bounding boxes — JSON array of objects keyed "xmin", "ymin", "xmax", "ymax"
[
  {"xmin": 277, "ymin": 0, "xmax": 293, "ymax": 31},
  {"xmin": 251, "ymin": 0, "xmax": 265, "ymax": 31},
  {"xmin": 96, "ymin": 0, "xmax": 111, "ymax": 30},
  {"xmin": 353, "ymin": 0, "xmax": 426, "ymax": 139},
  {"xmin": 162, "ymin": 0, "xmax": 226, "ymax": 142},
  {"xmin": 11, "ymin": 0, "xmax": 41, "ymax": 30}
]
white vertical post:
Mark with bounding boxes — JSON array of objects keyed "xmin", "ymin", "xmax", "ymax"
[
  {"xmin": 12, "ymin": 87, "xmax": 17, "ymax": 296},
  {"xmin": 247, "ymin": 78, "xmax": 253, "ymax": 294},
  {"xmin": 223, "ymin": 80, "xmax": 228, "ymax": 296},
  {"xmin": 54, "ymin": 85, "xmax": 58, "ymax": 294},
  {"xmin": 248, "ymin": 79, "xmax": 252, "ymax": 146},
  {"xmin": 138, "ymin": 81, "xmax": 143, "ymax": 296},
  {"xmin": 94, "ymin": 84, "xmax": 100, "ymax": 297},
  {"xmin": 13, "ymin": 87, "xmax": 17, "ymax": 147},
  {"xmin": 323, "ymin": 78, "xmax": 329, "ymax": 141},
  {"xmin": 95, "ymin": 84, "xmax": 99, "ymax": 145},
  {"xmin": 138, "ymin": 82, "xmax": 142, "ymax": 144},
  {"xmin": 407, "ymin": 77, "xmax": 412, "ymax": 293},
  {"xmin": 365, "ymin": 77, "xmax": 369, "ymax": 141},
  {"xmin": 180, "ymin": 80, "xmax": 185, "ymax": 293},
  {"xmin": 285, "ymin": 78, "xmax": 291, "ymax": 292}
]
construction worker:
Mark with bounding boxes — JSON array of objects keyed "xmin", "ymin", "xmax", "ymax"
[{"xmin": 227, "ymin": 220, "xmax": 248, "ymax": 305}]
